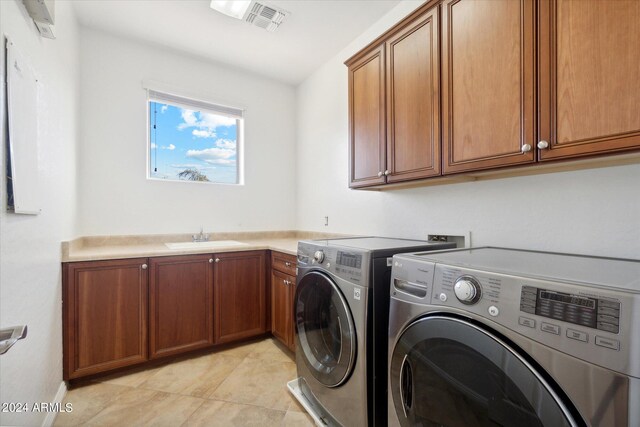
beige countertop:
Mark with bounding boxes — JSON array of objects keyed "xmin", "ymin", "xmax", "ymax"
[{"xmin": 62, "ymin": 230, "xmax": 349, "ymax": 262}]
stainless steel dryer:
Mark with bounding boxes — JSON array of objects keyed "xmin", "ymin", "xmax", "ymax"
[
  {"xmin": 388, "ymin": 247, "xmax": 640, "ymax": 427},
  {"xmin": 291, "ymin": 237, "xmax": 455, "ymax": 426}
]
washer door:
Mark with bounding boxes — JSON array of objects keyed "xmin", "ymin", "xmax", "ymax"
[
  {"xmin": 295, "ymin": 271, "xmax": 356, "ymax": 387},
  {"xmin": 390, "ymin": 316, "xmax": 581, "ymax": 427}
]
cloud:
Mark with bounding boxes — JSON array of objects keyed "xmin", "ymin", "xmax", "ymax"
[
  {"xmin": 215, "ymin": 139, "xmax": 236, "ymax": 149},
  {"xmin": 198, "ymin": 111, "xmax": 236, "ymax": 128},
  {"xmin": 177, "ymin": 109, "xmax": 236, "ymax": 133},
  {"xmin": 150, "ymin": 143, "xmax": 157, "ymax": 149},
  {"xmin": 179, "ymin": 110, "xmax": 198, "ymax": 129},
  {"xmin": 161, "ymin": 144, "xmax": 176, "ymax": 150},
  {"xmin": 192, "ymin": 129, "xmax": 217, "ymax": 139},
  {"xmin": 161, "ymin": 105, "xmax": 168, "ymax": 113},
  {"xmin": 170, "ymin": 163, "xmax": 215, "ymax": 170},
  {"xmin": 186, "ymin": 146, "xmax": 236, "ymax": 165}
]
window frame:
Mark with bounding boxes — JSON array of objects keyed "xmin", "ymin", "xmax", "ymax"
[{"xmin": 145, "ymin": 88, "xmax": 245, "ymax": 185}]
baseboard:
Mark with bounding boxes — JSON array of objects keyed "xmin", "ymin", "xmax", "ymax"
[{"xmin": 41, "ymin": 382, "xmax": 67, "ymax": 427}]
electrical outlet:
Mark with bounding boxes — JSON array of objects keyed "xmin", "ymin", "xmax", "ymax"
[{"xmin": 427, "ymin": 231, "xmax": 471, "ymax": 248}]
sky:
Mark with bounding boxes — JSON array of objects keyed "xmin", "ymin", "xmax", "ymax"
[{"xmin": 149, "ymin": 101, "xmax": 239, "ymax": 183}]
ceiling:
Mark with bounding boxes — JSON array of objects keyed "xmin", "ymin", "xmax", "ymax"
[{"xmin": 72, "ymin": 0, "xmax": 401, "ymax": 85}]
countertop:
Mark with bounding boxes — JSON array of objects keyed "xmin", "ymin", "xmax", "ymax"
[{"xmin": 62, "ymin": 230, "xmax": 348, "ymax": 262}]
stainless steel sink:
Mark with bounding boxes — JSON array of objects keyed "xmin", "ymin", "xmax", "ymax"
[{"xmin": 164, "ymin": 240, "xmax": 249, "ymax": 250}]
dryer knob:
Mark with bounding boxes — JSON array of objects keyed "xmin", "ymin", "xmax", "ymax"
[
  {"xmin": 454, "ymin": 277, "xmax": 482, "ymax": 305},
  {"xmin": 313, "ymin": 250, "xmax": 325, "ymax": 263}
]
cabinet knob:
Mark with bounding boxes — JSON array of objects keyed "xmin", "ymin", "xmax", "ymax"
[
  {"xmin": 377, "ymin": 171, "xmax": 383, "ymax": 177},
  {"xmin": 209, "ymin": 258, "xmax": 214, "ymax": 263},
  {"xmin": 521, "ymin": 144, "xmax": 532, "ymax": 153},
  {"xmin": 285, "ymin": 262, "xmax": 291, "ymax": 267},
  {"xmin": 141, "ymin": 264, "xmax": 148, "ymax": 270},
  {"xmin": 537, "ymin": 140, "xmax": 549, "ymax": 150},
  {"xmin": 384, "ymin": 170, "xmax": 390, "ymax": 176},
  {"xmin": 284, "ymin": 280, "xmax": 289, "ymax": 286},
  {"xmin": 215, "ymin": 258, "xmax": 220, "ymax": 263}
]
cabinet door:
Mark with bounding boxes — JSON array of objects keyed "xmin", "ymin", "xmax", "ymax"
[
  {"xmin": 442, "ymin": 0, "xmax": 536, "ymax": 174},
  {"xmin": 214, "ymin": 251, "xmax": 267, "ymax": 344},
  {"xmin": 386, "ymin": 8, "xmax": 441, "ymax": 182},
  {"xmin": 348, "ymin": 45, "xmax": 386, "ymax": 188},
  {"xmin": 149, "ymin": 255, "xmax": 214, "ymax": 359},
  {"xmin": 271, "ymin": 270, "xmax": 292, "ymax": 347},
  {"xmin": 63, "ymin": 258, "xmax": 148, "ymax": 380},
  {"xmin": 538, "ymin": 0, "xmax": 640, "ymax": 160}
]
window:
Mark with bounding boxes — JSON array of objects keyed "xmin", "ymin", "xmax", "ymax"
[{"xmin": 147, "ymin": 89, "xmax": 243, "ymax": 184}]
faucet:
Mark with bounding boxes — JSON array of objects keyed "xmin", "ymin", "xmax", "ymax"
[{"xmin": 192, "ymin": 227, "xmax": 209, "ymax": 242}]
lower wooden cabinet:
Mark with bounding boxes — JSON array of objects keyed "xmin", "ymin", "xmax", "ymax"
[
  {"xmin": 271, "ymin": 252, "xmax": 297, "ymax": 351},
  {"xmin": 149, "ymin": 255, "xmax": 214, "ymax": 359},
  {"xmin": 213, "ymin": 251, "xmax": 267, "ymax": 344},
  {"xmin": 63, "ymin": 249, "xmax": 282, "ymax": 380},
  {"xmin": 63, "ymin": 258, "xmax": 148, "ymax": 380},
  {"xmin": 271, "ymin": 270, "xmax": 294, "ymax": 348}
]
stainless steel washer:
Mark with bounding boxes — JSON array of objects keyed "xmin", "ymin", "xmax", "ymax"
[
  {"xmin": 388, "ymin": 247, "xmax": 640, "ymax": 427},
  {"xmin": 292, "ymin": 237, "xmax": 455, "ymax": 426}
]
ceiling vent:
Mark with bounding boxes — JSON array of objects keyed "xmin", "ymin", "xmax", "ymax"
[{"xmin": 244, "ymin": 2, "xmax": 288, "ymax": 32}]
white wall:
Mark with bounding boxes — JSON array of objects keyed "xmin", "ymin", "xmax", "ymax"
[
  {"xmin": 0, "ymin": 1, "xmax": 79, "ymax": 426},
  {"xmin": 296, "ymin": 0, "xmax": 640, "ymax": 259},
  {"xmin": 78, "ymin": 29, "xmax": 297, "ymax": 236}
]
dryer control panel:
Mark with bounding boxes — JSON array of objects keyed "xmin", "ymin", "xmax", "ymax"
[{"xmin": 390, "ymin": 251, "xmax": 640, "ymax": 379}]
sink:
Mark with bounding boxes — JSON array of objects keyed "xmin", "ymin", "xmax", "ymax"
[{"xmin": 164, "ymin": 240, "xmax": 249, "ymax": 250}]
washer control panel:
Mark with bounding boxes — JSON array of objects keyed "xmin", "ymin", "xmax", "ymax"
[{"xmin": 520, "ymin": 286, "xmax": 620, "ymax": 334}]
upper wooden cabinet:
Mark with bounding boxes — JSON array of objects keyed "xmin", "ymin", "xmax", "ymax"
[
  {"xmin": 149, "ymin": 255, "xmax": 214, "ymax": 359},
  {"xmin": 386, "ymin": 8, "xmax": 441, "ymax": 182},
  {"xmin": 538, "ymin": 0, "xmax": 640, "ymax": 160},
  {"xmin": 348, "ymin": 45, "xmax": 386, "ymax": 188},
  {"xmin": 346, "ymin": 0, "xmax": 640, "ymax": 188},
  {"xmin": 63, "ymin": 258, "xmax": 148, "ymax": 380},
  {"xmin": 347, "ymin": 7, "xmax": 441, "ymax": 187},
  {"xmin": 442, "ymin": 0, "xmax": 536, "ymax": 174},
  {"xmin": 213, "ymin": 251, "xmax": 267, "ymax": 344}
]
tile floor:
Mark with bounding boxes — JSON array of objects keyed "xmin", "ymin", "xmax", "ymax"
[{"xmin": 54, "ymin": 338, "xmax": 314, "ymax": 426}]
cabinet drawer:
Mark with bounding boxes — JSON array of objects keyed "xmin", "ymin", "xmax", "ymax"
[{"xmin": 271, "ymin": 252, "xmax": 297, "ymax": 276}]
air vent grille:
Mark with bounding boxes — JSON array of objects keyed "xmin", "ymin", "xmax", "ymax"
[{"xmin": 244, "ymin": 1, "xmax": 288, "ymax": 32}]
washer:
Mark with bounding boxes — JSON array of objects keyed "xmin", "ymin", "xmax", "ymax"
[
  {"xmin": 388, "ymin": 247, "xmax": 640, "ymax": 427},
  {"xmin": 292, "ymin": 237, "xmax": 455, "ymax": 426}
]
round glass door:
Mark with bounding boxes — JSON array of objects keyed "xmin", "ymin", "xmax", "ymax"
[
  {"xmin": 295, "ymin": 271, "xmax": 356, "ymax": 387},
  {"xmin": 390, "ymin": 316, "xmax": 580, "ymax": 427}
]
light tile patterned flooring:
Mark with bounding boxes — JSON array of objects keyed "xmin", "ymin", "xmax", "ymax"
[{"xmin": 54, "ymin": 338, "xmax": 314, "ymax": 426}]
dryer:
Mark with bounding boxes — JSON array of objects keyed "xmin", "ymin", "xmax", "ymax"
[
  {"xmin": 291, "ymin": 237, "xmax": 455, "ymax": 426},
  {"xmin": 388, "ymin": 247, "xmax": 640, "ymax": 426}
]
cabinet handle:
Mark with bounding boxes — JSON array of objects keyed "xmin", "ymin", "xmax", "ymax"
[
  {"xmin": 209, "ymin": 258, "xmax": 214, "ymax": 263},
  {"xmin": 537, "ymin": 140, "xmax": 549, "ymax": 150},
  {"xmin": 377, "ymin": 171, "xmax": 383, "ymax": 177},
  {"xmin": 285, "ymin": 262, "xmax": 291, "ymax": 267},
  {"xmin": 141, "ymin": 264, "xmax": 148, "ymax": 270},
  {"xmin": 521, "ymin": 144, "xmax": 532, "ymax": 153},
  {"xmin": 284, "ymin": 280, "xmax": 289, "ymax": 286},
  {"xmin": 384, "ymin": 170, "xmax": 390, "ymax": 176},
  {"xmin": 215, "ymin": 258, "xmax": 220, "ymax": 263}
]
